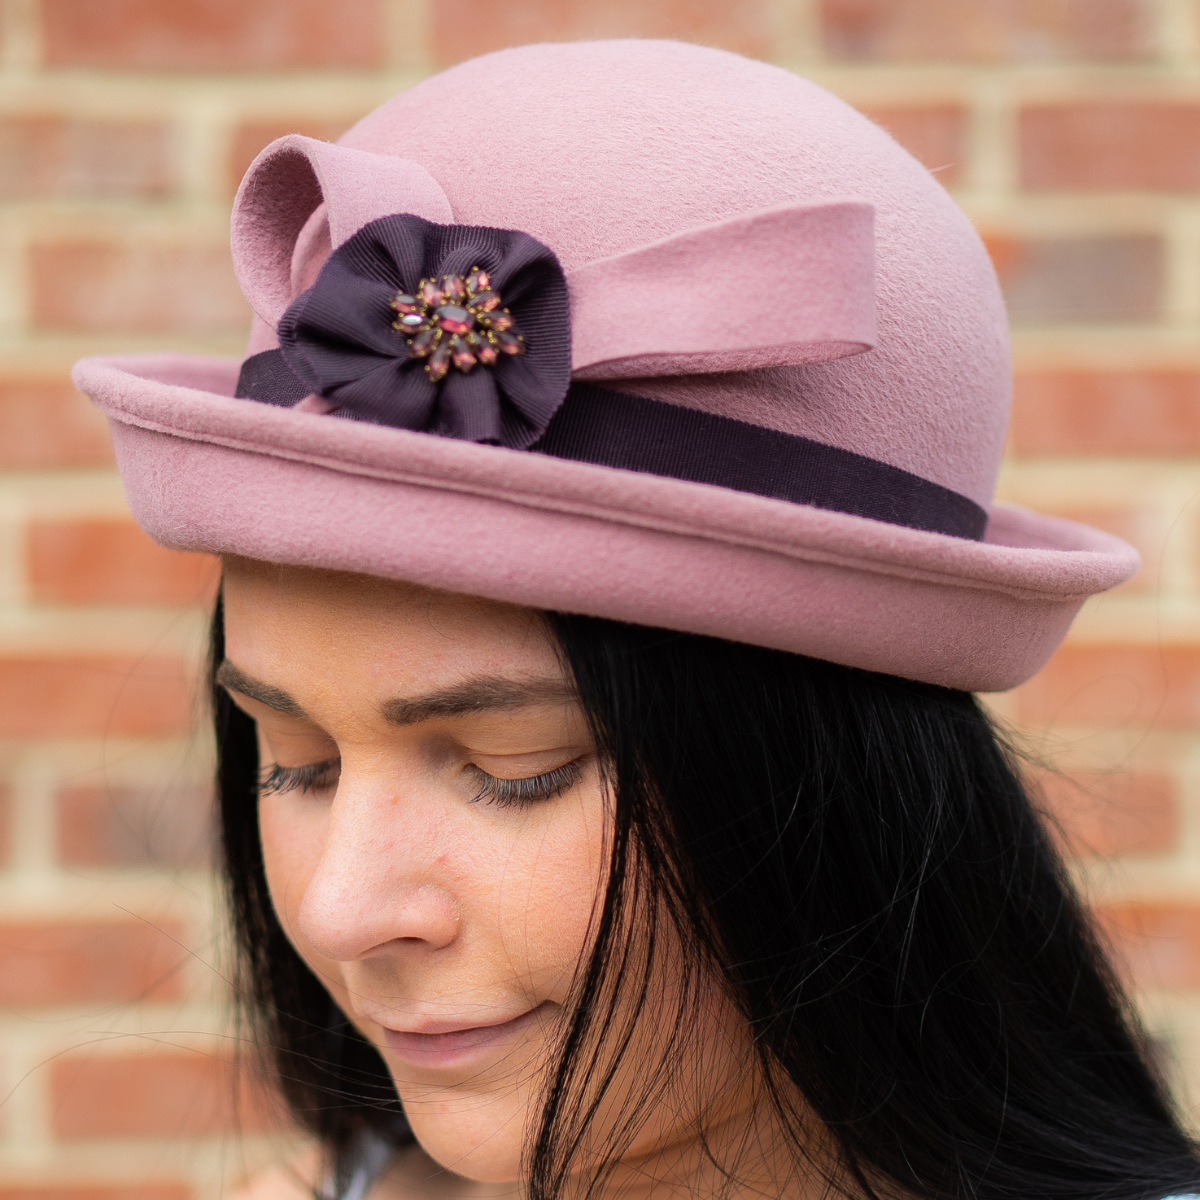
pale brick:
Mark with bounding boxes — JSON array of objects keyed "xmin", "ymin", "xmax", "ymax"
[
  {"xmin": 57, "ymin": 785, "xmax": 213, "ymax": 869},
  {"xmin": 1035, "ymin": 770, "xmax": 1178, "ymax": 857},
  {"xmin": 0, "ymin": 116, "xmax": 173, "ymax": 201},
  {"xmin": 1100, "ymin": 903, "xmax": 1200, "ymax": 989},
  {"xmin": 1022, "ymin": 104, "xmax": 1200, "ymax": 191},
  {"xmin": 27, "ymin": 518, "xmax": 219, "ymax": 606},
  {"xmin": 42, "ymin": 0, "xmax": 386, "ymax": 70},
  {"xmin": 29, "ymin": 240, "xmax": 249, "ymax": 336},
  {"xmin": 821, "ymin": 0, "xmax": 1152, "ymax": 62},
  {"xmin": 432, "ymin": 0, "xmax": 772, "ymax": 64},
  {"xmin": 0, "ymin": 378, "xmax": 115, "ymax": 469},
  {"xmin": 985, "ymin": 234, "xmax": 1162, "ymax": 323},
  {"xmin": 51, "ymin": 1053, "xmax": 280, "ymax": 1138},
  {"xmin": 0, "ymin": 657, "xmax": 193, "ymax": 737},
  {"xmin": 0, "ymin": 921, "xmax": 186, "ymax": 1004},
  {"xmin": 1017, "ymin": 646, "xmax": 1200, "ymax": 728},
  {"xmin": 1011, "ymin": 370, "xmax": 1200, "ymax": 456}
]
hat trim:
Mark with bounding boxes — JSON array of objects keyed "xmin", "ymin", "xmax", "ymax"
[
  {"xmin": 534, "ymin": 383, "xmax": 986, "ymax": 540},
  {"xmin": 236, "ymin": 349, "xmax": 987, "ymax": 540},
  {"xmin": 78, "ymin": 355, "xmax": 1136, "ymax": 606}
]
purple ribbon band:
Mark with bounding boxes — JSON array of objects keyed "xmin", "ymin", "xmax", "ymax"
[{"xmin": 235, "ymin": 350, "xmax": 987, "ymax": 541}]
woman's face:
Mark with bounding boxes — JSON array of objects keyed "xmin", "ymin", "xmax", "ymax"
[{"xmin": 220, "ymin": 557, "xmax": 609, "ymax": 1180}]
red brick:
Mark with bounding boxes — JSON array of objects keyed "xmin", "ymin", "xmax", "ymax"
[
  {"xmin": 821, "ymin": 0, "xmax": 1151, "ymax": 62},
  {"xmin": 58, "ymin": 786, "xmax": 213, "ymax": 869},
  {"xmin": 1017, "ymin": 646, "xmax": 1200, "ymax": 729},
  {"xmin": 227, "ymin": 118, "xmax": 353, "ymax": 196},
  {"xmin": 51, "ymin": 1053, "xmax": 279, "ymax": 1138},
  {"xmin": 432, "ymin": 0, "xmax": 772, "ymax": 65},
  {"xmin": 0, "ymin": 378, "xmax": 114, "ymax": 469},
  {"xmin": 1098, "ymin": 903, "xmax": 1200, "ymax": 988},
  {"xmin": 28, "ymin": 519, "xmax": 218, "ymax": 606},
  {"xmin": 1021, "ymin": 104, "xmax": 1200, "ymax": 191},
  {"xmin": 1035, "ymin": 770, "xmax": 1177, "ymax": 857},
  {"xmin": 29, "ymin": 241, "xmax": 249, "ymax": 336},
  {"xmin": 0, "ymin": 1189, "xmax": 190, "ymax": 1200},
  {"xmin": 858, "ymin": 105, "xmax": 968, "ymax": 185},
  {"xmin": 0, "ymin": 116, "xmax": 172, "ymax": 201},
  {"xmin": 0, "ymin": 921, "xmax": 184, "ymax": 1005},
  {"xmin": 42, "ymin": 0, "xmax": 384, "ymax": 70},
  {"xmin": 983, "ymin": 234, "xmax": 1162, "ymax": 322},
  {"xmin": 0, "ymin": 657, "xmax": 193, "ymax": 737},
  {"xmin": 1011, "ymin": 370, "xmax": 1200, "ymax": 456}
]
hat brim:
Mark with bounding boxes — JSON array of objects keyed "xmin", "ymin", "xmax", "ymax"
[{"xmin": 74, "ymin": 353, "xmax": 1138, "ymax": 693}]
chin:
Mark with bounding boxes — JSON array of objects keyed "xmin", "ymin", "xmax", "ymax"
[{"xmin": 404, "ymin": 1107, "xmax": 528, "ymax": 1182}]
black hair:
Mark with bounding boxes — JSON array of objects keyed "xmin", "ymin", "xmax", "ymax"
[{"xmin": 212, "ymin": 597, "xmax": 1200, "ymax": 1200}]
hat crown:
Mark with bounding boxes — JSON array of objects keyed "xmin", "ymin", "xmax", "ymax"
[{"xmin": 321, "ymin": 39, "xmax": 1008, "ymax": 507}]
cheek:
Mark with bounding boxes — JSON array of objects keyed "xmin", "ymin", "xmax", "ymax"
[
  {"xmin": 258, "ymin": 793, "xmax": 328, "ymax": 948},
  {"xmin": 486, "ymin": 787, "xmax": 608, "ymax": 995}
]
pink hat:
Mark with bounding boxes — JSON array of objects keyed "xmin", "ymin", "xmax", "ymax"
[{"xmin": 72, "ymin": 39, "xmax": 1137, "ymax": 693}]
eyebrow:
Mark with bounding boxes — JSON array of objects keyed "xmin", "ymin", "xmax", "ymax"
[
  {"xmin": 215, "ymin": 660, "xmax": 573, "ymax": 727},
  {"xmin": 381, "ymin": 676, "xmax": 574, "ymax": 727},
  {"xmin": 216, "ymin": 660, "xmax": 307, "ymax": 717}
]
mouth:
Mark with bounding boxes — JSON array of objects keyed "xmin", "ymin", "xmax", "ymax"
[{"xmin": 380, "ymin": 1000, "xmax": 555, "ymax": 1068}]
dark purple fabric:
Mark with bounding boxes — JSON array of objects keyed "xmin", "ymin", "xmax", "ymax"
[
  {"xmin": 276, "ymin": 213, "xmax": 571, "ymax": 449},
  {"xmin": 234, "ymin": 349, "xmax": 309, "ymax": 406},
  {"xmin": 533, "ymin": 384, "xmax": 988, "ymax": 540},
  {"xmin": 235, "ymin": 352, "xmax": 987, "ymax": 540}
]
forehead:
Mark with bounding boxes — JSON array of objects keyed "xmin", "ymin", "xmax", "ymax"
[{"xmin": 220, "ymin": 556, "xmax": 563, "ymax": 694}]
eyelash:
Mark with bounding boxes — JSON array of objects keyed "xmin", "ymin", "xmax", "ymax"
[
  {"xmin": 257, "ymin": 757, "xmax": 583, "ymax": 807},
  {"xmin": 259, "ymin": 758, "xmax": 340, "ymax": 797},
  {"xmin": 468, "ymin": 759, "xmax": 583, "ymax": 808}
]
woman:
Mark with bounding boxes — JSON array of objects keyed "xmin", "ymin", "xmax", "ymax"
[{"xmin": 75, "ymin": 38, "xmax": 1200, "ymax": 1200}]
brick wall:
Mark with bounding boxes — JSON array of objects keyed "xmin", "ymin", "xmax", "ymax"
[{"xmin": 3, "ymin": 0, "xmax": 1200, "ymax": 1193}]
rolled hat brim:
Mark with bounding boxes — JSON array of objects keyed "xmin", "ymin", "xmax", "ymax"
[{"xmin": 74, "ymin": 352, "xmax": 1139, "ymax": 694}]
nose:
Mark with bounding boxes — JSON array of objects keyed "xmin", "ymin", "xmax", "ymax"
[{"xmin": 296, "ymin": 775, "xmax": 461, "ymax": 962}]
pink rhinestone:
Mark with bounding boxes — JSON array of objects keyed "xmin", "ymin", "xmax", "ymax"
[
  {"xmin": 481, "ymin": 309, "xmax": 514, "ymax": 333},
  {"xmin": 407, "ymin": 326, "xmax": 438, "ymax": 357},
  {"xmin": 473, "ymin": 336, "xmax": 499, "ymax": 366},
  {"xmin": 450, "ymin": 335, "xmax": 477, "ymax": 373},
  {"xmin": 391, "ymin": 292, "xmax": 420, "ymax": 315},
  {"xmin": 468, "ymin": 290, "xmax": 501, "ymax": 314},
  {"xmin": 435, "ymin": 304, "xmax": 475, "ymax": 335},
  {"xmin": 494, "ymin": 331, "xmax": 524, "ymax": 356},
  {"xmin": 427, "ymin": 340, "xmax": 452, "ymax": 381},
  {"xmin": 393, "ymin": 312, "xmax": 426, "ymax": 333},
  {"xmin": 442, "ymin": 275, "xmax": 467, "ymax": 304},
  {"xmin": 418, "ymin": 278, "xmax": 444, "ymax": 307},
  {"xmin": 466, "ymin": 266, "xmax": 491, "ymax": 293}
]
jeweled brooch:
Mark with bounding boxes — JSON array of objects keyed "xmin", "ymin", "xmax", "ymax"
[{"xmin": 390, "ymin": 267, "xmax": 526, "ymax": 383}]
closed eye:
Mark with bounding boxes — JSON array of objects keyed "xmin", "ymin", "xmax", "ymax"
[
  {"xmin": 468, "ymin": 759, "xmax": 584, "ymax": 808},
  {"xmin": 259, "ymin": 758, "xmax": 341, "ymax": 796},
  {"xmin": 257, "ymin": 757, "xmax": 584, "ymax": 806}
]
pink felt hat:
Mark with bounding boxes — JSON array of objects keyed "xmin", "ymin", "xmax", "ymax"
[{"xmin": 73, "ymin": 39, "xmax": 1137, "ymax": 693}]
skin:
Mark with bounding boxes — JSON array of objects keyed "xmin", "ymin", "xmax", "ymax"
[{"xmin": 221, "ymin": 557, "xmax": 820, "ymax": 1200}]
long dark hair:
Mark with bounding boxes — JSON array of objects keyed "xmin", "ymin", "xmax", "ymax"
[{"xmin": 212, "ymin": 596, "xmax": 1200, "ymax": 1200}]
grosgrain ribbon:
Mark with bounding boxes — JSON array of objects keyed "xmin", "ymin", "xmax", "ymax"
[{"xmin": 235, "ymin": 351, "xmax": 987, "ymax": 541}]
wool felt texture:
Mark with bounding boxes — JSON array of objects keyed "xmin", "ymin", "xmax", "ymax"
[
  {"xmin": 237, "ymin": 353, "xmax": 989, "ymax": 538},
  {"xmin": 73, "ymin": 40, "xmax": 1139, "ymax": 691},
  {"xmin": 79, "ymin": 353, "xmax": 1135, "ymax": 692}
]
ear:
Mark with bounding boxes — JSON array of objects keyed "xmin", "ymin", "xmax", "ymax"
[
  {"xmin": 231, "ymin": 134, "xmax": 454, "ymax": 328},
  {"xmin": 568, "ymin": 200, "xmax": 877, "ymax": 378}
]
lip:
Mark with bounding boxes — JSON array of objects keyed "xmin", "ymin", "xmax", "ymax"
[{"xmin": 380, "ymin": 1001, "xmax": 554, "ymax": 1069}]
